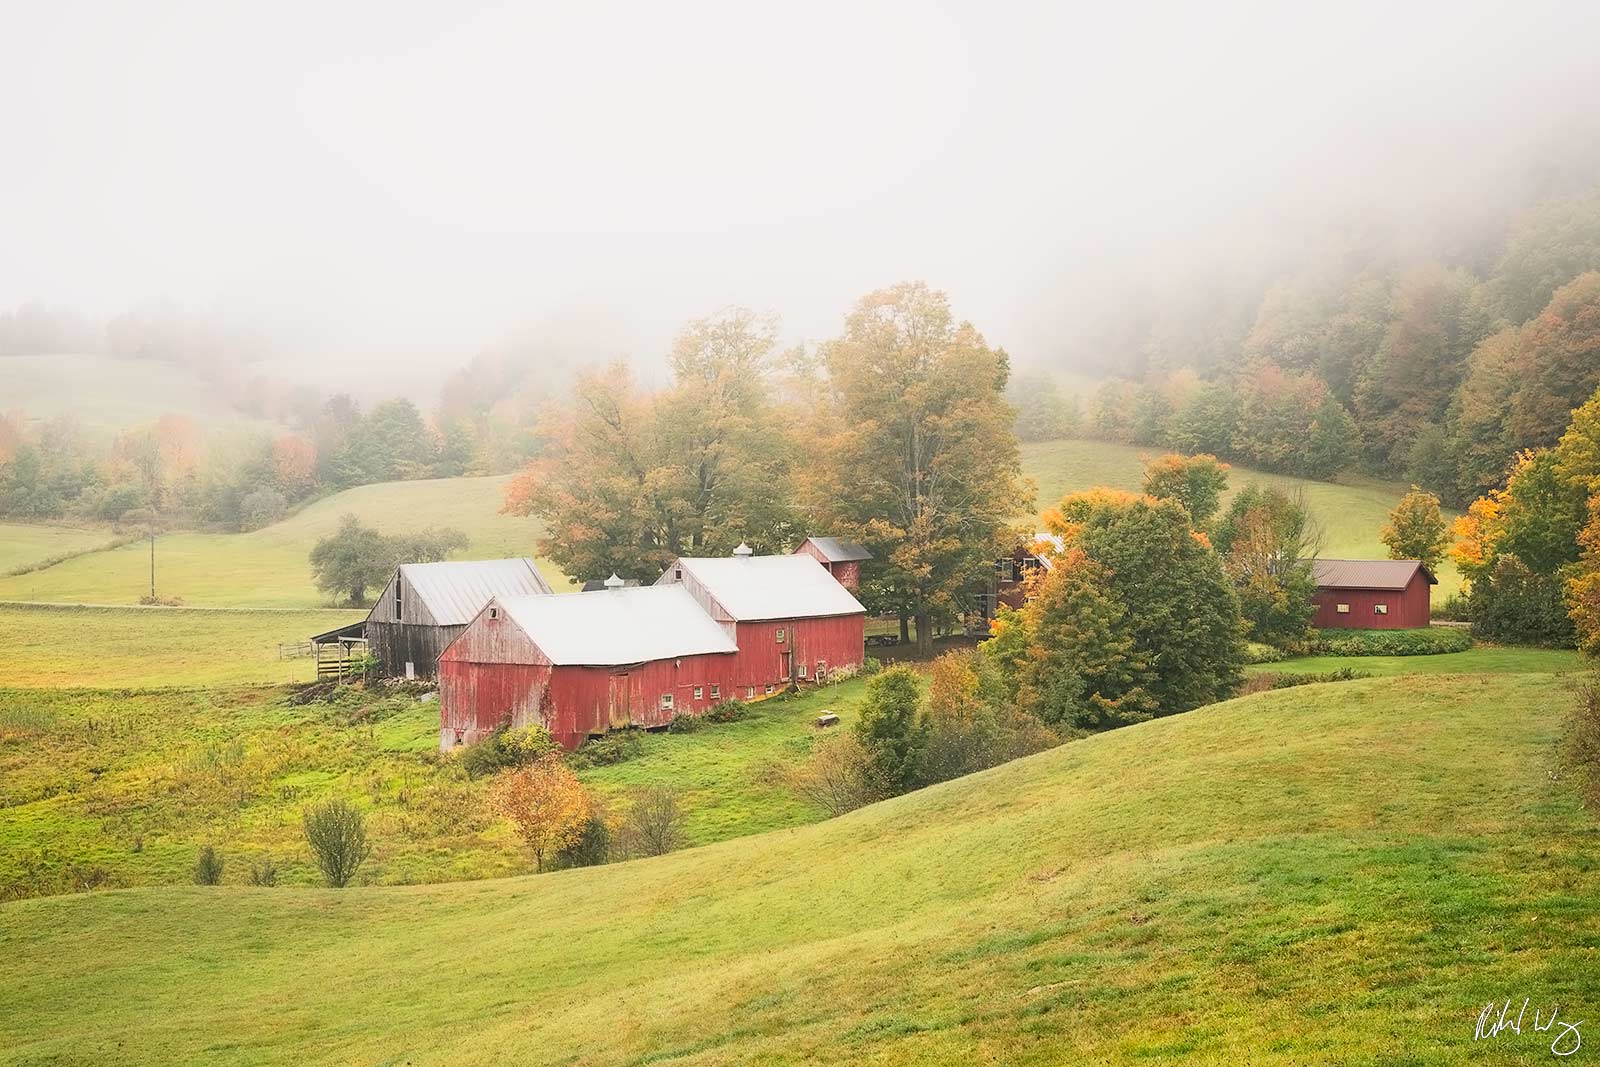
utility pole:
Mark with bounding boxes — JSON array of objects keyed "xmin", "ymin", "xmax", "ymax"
[{"xmin": 149, "ymin": 531, "xmax": 156, "ymax": 601}]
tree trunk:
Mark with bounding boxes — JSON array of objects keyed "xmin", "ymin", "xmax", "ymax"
[
  {"xmin": 898, "ymin": 611, "xmax": 910, "ymax": 645},
  {"xmin": 914, "ymin": 610, "xmax": 933, "ymax": 658}
]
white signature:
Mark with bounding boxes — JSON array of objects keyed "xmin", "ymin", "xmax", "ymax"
[{"xmin": 1475, "ymin": 997, "xmax": 1583, "ymax": 1057}]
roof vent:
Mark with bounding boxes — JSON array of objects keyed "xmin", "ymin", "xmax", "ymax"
[
  {"xmin": 604, "ymin": 572, "xmax": 625, "ymax": 589},
  {"xmin": 732, "ymin": 542, "xmax": 753, "ymax": 558}
]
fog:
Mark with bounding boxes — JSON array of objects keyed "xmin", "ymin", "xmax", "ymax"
[{"xmin": 4, "ymin": 0, "xmax": 1599, "ymax": 391}]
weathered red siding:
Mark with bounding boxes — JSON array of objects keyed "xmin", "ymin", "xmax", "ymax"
[
  {"xmin": 439, "ymin": 603, "xmax": 866, "ymax": 750},
  {"xmin": 1311, "ymin": 571, "xmax": 1432, "ymax": 629},
  {"xmin": 794, "ymin": 542, "xmax": 863, "ymax": 591}
]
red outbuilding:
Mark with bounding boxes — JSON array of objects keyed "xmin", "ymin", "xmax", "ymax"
[
  {"xmin": 792, "ymin": 536, "xmax": 872, "ymax": 592},
  {"xmin": 1310, "ymin": 559, "xmax": 1436, "ymax": 629},
  {"xmin": 437, "ymin": 547, "xmax": 868, "ymax": 751}
]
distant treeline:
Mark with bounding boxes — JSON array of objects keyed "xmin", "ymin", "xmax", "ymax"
[{"xmin": 1031, "ymin": 183, "xmax": 1600, "ymax": 503}]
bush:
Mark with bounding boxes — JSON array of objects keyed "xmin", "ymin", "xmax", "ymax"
[
  {"xmin": 783, "ymin": 733, "xmax": 876, "ymax": 817},
  {"xmin": 1431, "ymin": 594, "xmax": 1470, "ymax": 622},
  {"xmin": 459, "ymin": 722, "xmax": 560, "ymax": 779},
  {"xmin": 1240, "ymin": 667, "xmax": 1371, "ymax": 694},
  {"xmin": 1567, "ymin": 680, "xmax": 1600, "ymax": 815},
  {"xmin": 1304, "ymin": 627, "xmax": 1473, "ymax": 657},
  {"xmin": 555, "ymin": 814, "xmax": 613, "ymax": 869},
  {"xmin": 1468, "ymin": 556, "xmax": 1577, "ymax": 647},
  {"xmin": 1243, "ymin": 641, "xmax": 1286, "ymax": 664},
  {"xmin": 247, "ymin": 859, "xmax": 279, "ymax": 887},
  {"xmin": 617, "ymin": 785, "xmax": 685, "ymax": 857},
  {"xmin": 665, "ymin": 713, "xmax": 704, "ymax": 734},
  {"xmin": 702, "ymin": 700, "xmax": 745, "ymax": 724},
  {"xmin": 860, "ymin": 656, "xmax": 883, "ymax": 677},
  {"xmin": 566, "ymin": 731, "xmax": 644, "ymax": 770},
  {"xmin": 302, "ymin": 797, "xmax": 371, "ymax": 887},
  {"xmin": 192, "ymin": 845, "xmax": 224, "ymax": 886}
]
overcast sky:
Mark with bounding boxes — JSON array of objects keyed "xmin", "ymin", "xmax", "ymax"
[{"xmin": 3, "ymin": 0, "xmax": 1598, "ymax": 387}]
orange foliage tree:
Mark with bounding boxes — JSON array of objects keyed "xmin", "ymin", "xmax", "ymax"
[{"xmin": 491, "ymin": 754, "xmax": 593, "ymax": 872}]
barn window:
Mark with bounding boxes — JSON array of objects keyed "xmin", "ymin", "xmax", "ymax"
[
  {"xmin": 1374, "ymin": 604, "xmax": 1389, "ymax": 615},
  {"xmin": 998, "ymin": 558, "xmax": 1017, "ymax": 583},
  {"xmin": 660, "ymin": 693, "xmax": 674, "ymax": 710},
  {"xmin": 711, "ymin": 684, "xmax": 721, "ymax": 699},
  {"xmin": 745, "ymin": 687, "xmax": 755, "ymax": 699},
  {"xmin": 394, "ymin": 576, "xmax": 403, "ymax": 620},
  {"xmin": 1335, "ymin": 603, "xmax": 1350, "ymax": 614},
  {"xmin": 488, "ymin": 607, "xmax": 499, "ymax": 620},
  {"xmin": 775, "ymin": 628, "xmax": 786, "ymax": 643},
  {"xmin": 693, "ymin": 686, "xmax": 703, "ymax": 700},
  {"xmin": 798, "ymin": 663, "xmax": 808, "ymax": 679},
  {"xmin": 674, "ymin": 567, "xmax": 682, "ymax": 581},
  {"xmin": 764, "ymin": 684, "xmax": 775, "ymax": 695}
]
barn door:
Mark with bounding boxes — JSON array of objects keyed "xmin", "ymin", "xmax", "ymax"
[
  {"xmin": 782, "ymin": 649, "xmax": 793, "ymax": 682},
  {"xmin": 608, "ymin": 673, "xmax": 633, "ymax": 731}
]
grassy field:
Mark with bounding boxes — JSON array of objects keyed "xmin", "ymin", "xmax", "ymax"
[
  {"xmin": 0, "ymin": 604, "xmax": 365, "ymax": 687},
  {"xmin": 1254, "ymin": 645, "xmax": 1583, "ymax": 678},
  {"xmin": 0, "ymin": 353, "xmax": 283, "ymax": 437},
  {"xmin": 0, "ymin": 522, "xmax": 115, "ymax": 575},
  {"xmin": 1, "ymin": 670, "xmax": 1594, "ymax": 1064},
  {"xmin": 0, "ymin": 677, "xmax": 868, "ymax": 896},
  {"xmin": 1020, "ymin": 439, "xmax": 1466, "ymax": 599},
  {"xmin": 0, "ymin": 475, "xmax": 569, "ymax": 607}
]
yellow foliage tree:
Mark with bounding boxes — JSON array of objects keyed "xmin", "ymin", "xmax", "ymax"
[{"xmin": 491, "ymin": 754, "xmax": 593, "ymax": 872}]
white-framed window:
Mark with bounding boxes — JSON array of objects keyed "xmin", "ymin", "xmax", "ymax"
[
  {"xmin": 674, "ymin": 567, "xmax": 682, "ymax": 581},
  {"xmin": 1374, "ymin": 604, "xmax": 1389, "ymax": 615},
  {"xmin": 798, "ymin": 663, "xmax": 808, "ymax": 679},
  {"xmin": 764, "ymin": 684, "xmax": 775, "ymax": 695},
  {"xmin": 775, "ymin": 628, "xmax": 786, "ymax": 643},
  {"xmin": 1336, "ymin": 603, "xmax": 1350, "ymax": 614},
  {"xmin": 998, "ymin": 558, "xmax": 1018, "ymax": 583},
  {"xmin": 746, "ymin": 687, "xmax": 756, "ymax": 699},
  {"xmin": 488, "ymin": 607, "xmax": 499, "ymax": 620},
  {"xmin": 660, "ymin": 693, "xmax": 674, "ymax": 710},
  {"xmin": 693, "ymin": 686, "xmax": 703, "ymax": 700},
  {"xmin": 711, "ymin": 684, "xmax": 721, "ymax": 699}
]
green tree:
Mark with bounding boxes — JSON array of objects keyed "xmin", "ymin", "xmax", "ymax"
[
  {"xmin": 1304, "ymin": 393, "xmax": 1359, "ymax": 479},
  {"xmin": 1007, "ymin": 371, "xmax": 1079, "ymax": 442},
  {"xmin": 1141, "ymin": 453, "xmax": 1229, "ymax": 526},
  {"xmin": 308, "ymin": 515, "xmax": 467, "ymax": 605},
  {"xmin": 852, "ymin": 666, "xmax": 928, "ymax": 796},
  {"xmin": 1167, "ymin": 381, "xmax": 1239, "ymax": 457},
  {"xmin": 1212, "ymin": 486, "xmax": 1319, "ymax": 647},
  {"xmin": 807, "ymin": 283, "xmax": 1031, "ymax": 655},
  {"xmin": 1379, "ymin": 487, "xmax": 1451, "ymax": 570},
  {"xmin": 302, "ymin": 798, "xmax": 371, "ymax": 888}
]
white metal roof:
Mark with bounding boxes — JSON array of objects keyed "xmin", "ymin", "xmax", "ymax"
[
  {"xmin": 398, "ymin": 558, "xmax": 553, "ymax": 625},
  {"xmin": 798, "ymin": 536, "xmax": 872, "ymax": 562},
  {"xmin": 667, "ymin": 554, "xmax": 867, "ymax": 621},
  {"xmin": 497, "ymin": 584, "xmax": 738, "ymax": 665}
]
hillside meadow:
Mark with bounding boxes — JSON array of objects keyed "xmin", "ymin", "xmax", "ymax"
[
  {"xmin": 0, "ymin": 438, "xmax": 1461, "ymax": 608},
  {"xmin": 0, "ymin": 677, "xmax": 868, "ymax": 897},
  {"xmin": 0, "ymin": 522, "xmax": 114, "ymax": 575},
  {"xmin": 2, "ymin": 670, "xmax": 1594, "ymax": 1065}
]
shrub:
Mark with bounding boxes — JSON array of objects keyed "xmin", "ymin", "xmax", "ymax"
[
  {"xmin": 556, "ymin": 814, "xmax": 613, "ymax": 869},
  {"xmin": 566, "ymin": 731, "xmax": 644, "ymax": 770},
  {"xmin": 1468, "ymin": 556, "xmax": 1577, "ymax": 647},
  {"xmin": 302, "ymin": 797, "xmax": 371, "ymax": 887},
  {"xmin": 1567, "ymin": 681, "xmax": 1600, "ymax": 815},
  {"xmin": 852, "ymin": 667, "xmax": 927, "ymax": 796},
  {"xmin": 618, "ymin": 785, "xmax": 685, "ymax": 857},
  {"xmin": 784, "ymin": 733, "xmax": 876, "ymax": 817},
  {"xmin": 1304, "ymin": 627, "xmax": 1473, "ymax": 657},
  {"xmin": 1243, "ymin": 641, "xmax": 1286, "ymax": 664},
  {"xmin": 1431, "ymin": 594, "xmax": 1470, "ymax": 621},
  {"xmin": 702, "ymin": 700, "xmax": 746, "ymax": 724},
  {"xmin": 666, "ymin": 712, "xmax": 704, "ymax": 734},
  {"xmin": 247, "ymin": 859, "xmax": 279, "ymax": 887},
  {"xmin": 459, "ymin": 722, "xmax": 560, "ymax": 779},
  {"xmin": 860, "ymin": 656, "xmax": 883, "ymax": 677},
  {"xmin": 192, "ymin": 846, "xmax": 224, "ymax": 886}
]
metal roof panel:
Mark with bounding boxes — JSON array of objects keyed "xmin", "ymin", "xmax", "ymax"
[{"xmin": 398, "ymin": 558, "xmax": 554, "ymax": 625}]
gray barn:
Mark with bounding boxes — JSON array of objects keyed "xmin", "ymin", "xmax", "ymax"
[{"xmin": 365, "ymin": 558, "xmax": 553, "ymax": 679}]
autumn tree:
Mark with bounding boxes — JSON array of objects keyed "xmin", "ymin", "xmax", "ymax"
[
  {"xmin": 1211, "ymin": 486, "xmax": 1319, "ymax": 647},
  {"xmin": 1141, "ymin": 453, "xmax": 1229, "ymax": 526},
  {"xmin": 805, "ymin": 283, "xmax": 1031, "ymax": 654},
  {"xmin": 1509, "ymin": 272, "xmax": 1600, "ymax": 450},
  {"xmin": 1380, "ymin": 487, "xmax": 1451, "ymax": 570},
  {"xmin": 492, "ymin": 755, "xmax": 593, "ymax": 872},
  {"xmin": 919, "ymin": 649, "xmax": 1056, "ymax": 783},
  {"xmin": 504, "ymin": 310, "xmax": 799, "ymax": 584}
]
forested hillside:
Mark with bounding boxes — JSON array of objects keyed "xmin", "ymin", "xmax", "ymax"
[{"xmin": 1042, "ymin": 180, "xmax": 1600, "ymax": 505}]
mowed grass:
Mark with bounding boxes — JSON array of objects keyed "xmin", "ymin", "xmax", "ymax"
[
  {"xmin": 0, "ymin": 522, "xmax": 114, "ymax": 574},
  {"xmin": 1253, "ymin": 644, "xmax": 1583, "ymax": 678},
  {"xmin": 0, "ymin": 603, "xmax": 364, "ymax": 687},
  {"xmin": 2, "ymin": 671, "xmax": 1595, "ymax": 1065},
  {"xmin": 0, "ymin": 678, "xmax": 866, "ymax": 896},
  {"xmin": 0, "ymin": 475, "xmax": 570, "ymax": 607},
  {"xmin": 1021, "ymin": 439, "xmax": 1466, "ymax": 599}
]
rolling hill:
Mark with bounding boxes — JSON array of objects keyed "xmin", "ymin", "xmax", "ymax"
[
  {"xmin": 2, "ymin": 671, "xmax": 1593, "ymax": 1065},
  {"xmin": 0, "ymin": 438, "xmax": 1461, "ymax": 609},
  {"xmin": 0, "ymin": 522, "xmax": 114, "ymax": 575}
]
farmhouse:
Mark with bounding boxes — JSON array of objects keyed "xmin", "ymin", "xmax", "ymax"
[
  {"xmin": 658, "ymin": 545, "xmax": 868, "ymax": 693},
  {"xmin": 792, "ymin": 536, "xmax": 871, "ymax": 591},
  {"xmin": 1310, "ymin": 559, "xmax": 1436, "ymax": 629},
  {"xmin": 364, "ymin": 557, "xmax": 553, "ymax": 679},
  {"xmin": 437, "ymin": 546, "xmax": 868, "ymax": 750}
]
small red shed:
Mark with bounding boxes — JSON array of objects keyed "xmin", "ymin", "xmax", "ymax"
[
  {"xmin": 793, "ymin": 536, "xmax": 872, "ymax": 591},
  {"xmin": 1310, "ymin": 559, "xmax": 1436, "ymax": 630},
  {"xmin": 437, "ymin": 583, "xmax": 738, "ymax": 750},
  {"xmin": 658, "ymin": 545, "xmax": 867, "ymax": 695}
]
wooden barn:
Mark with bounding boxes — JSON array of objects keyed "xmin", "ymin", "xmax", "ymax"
[
  {"xmin": 657, "ymin": 544, "xmax": 867, "ymax": 694},
  {"xmin": 363, "ymin": 558, "xmax": 553, "ymax": 679},
  {"xmin": 793, "ymin": 536, "xmax": 872, "ymax": 591},
  {"xmin": 438, "ymin": 581, "xmax": 739, "ymax": 750},
  {"xmin": 1310, "ymin": 559, "xmax": 1436, "ymax": 630}
]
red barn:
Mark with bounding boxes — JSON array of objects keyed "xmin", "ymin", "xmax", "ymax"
[
  {"xmin": 657, "ymin": 545, "xmax": 867, "ymax": 696},
  {"xmin": 793, "ymin": 536, "xmax": 872, "ymax": 591},
  {"xmin": 437, "ymin": 582, "xmax": 739, "ymax": 750},
  {"xmin": 1310, "ymin": 559, "xmax": 1436, "ymax": 629}
]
